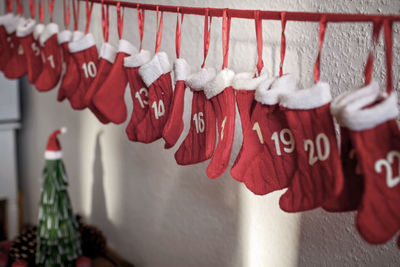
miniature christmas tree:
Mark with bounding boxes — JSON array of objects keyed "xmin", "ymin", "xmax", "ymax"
[{"xmin": 36, "ymin": 128, "xmax": 82, "ymax": 266}]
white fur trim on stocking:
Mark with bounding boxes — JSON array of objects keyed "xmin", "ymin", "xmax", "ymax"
[
  {"xmin": 139, "ymin": 55, "xmax": 163, "ymax": 87},
  {"xmin": 4, "ymin": 15, "xmax": 22, "ymax": 34},
  {"xmin": 279, "ymin": 81, "xmax": 332, "ymax": 109},
  {"xmin": 341, "ymin": 91, "xmax": 399, "ymax": 131},
  {"xmin": 57, "ymin": 30, "xmax": 72, "ymax": 44},
  {"xmin": 39, "ymin": 23, "xmax": 59, "ymax": 46},
  {"xmin": 204, "ymin": 68, "xmax": 235, "ymax": 99},
  {"xmin": 99, "ymin": 42, "xmax": 117, "ymax": 63},
  {"xmin": 0, "ymin": 13, "xmax": 15, "ymax": 26},
  {"xmin": 72, "ymin": 31, "xmax": 84, "ymax": 42},
  {"xmin": 118, "ymin": 39, "xmax": 138, "ymax": 55},
  {"xmin": 232, "ymin": 71, "xmax": 270, "ymax": 91},
  {"xmin": 331, "ymin": 80, "xmax": 380, "ymax": 124},
  {"xmin": 124, "ymin": 49, "xmax": 151, "ymax": 68},
  {"xmin": 68, "ymin": 33, "xmax": 96, "ymax": 53},
  {"xmin": 185, "ymin": 68, "xmax": 216, "ymax": 91},
  {"xmin": 156, "ymin": 52, "xmax": 172, "ymax": 74},
  {"xmin": 33, "ymin": 23, "xmax": 44, "ymax": 40},
  {"xmin": 16, "ymin": 18, "xmax": 36, "ymax": 37},
  {"xmin": 44, "ymin": 150, "xmax": 63, "ymax": 160},
  {"xmin": 255, "ymin": 74, "xmax": 297, "ymax": 105},
  {"xmin": 174, "ymin": 58, "xmax": 191, "ymax": 81}
]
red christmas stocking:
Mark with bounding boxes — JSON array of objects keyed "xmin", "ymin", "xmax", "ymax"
[
  {"xmin": 162, "ymin": 58, "xmax": 191, "ymax": 149},
  {"xmin": 243, "ymin": 75, "xmax": 298, "ymax": 195},
  {"xmin": 230, "ymin": 71, "xmax": 272, "ymax": 183},
  {"xmin": 92, "ymin": 39, "xmax": 137, "ymax": 123},
  {"xmin": 67, "ymin": 33, "xmax": 99, "ymax": 110},
  {"xmin": 34, "ymin": 23, "xmax": 62, "ymax": 91},
  {"xmin": 135, "ymin": 52, "xmax": 173, "ymax": 143},
  {"xmin": 204, "ymin": 69, "xmax": 236, "ymax": 179},
  {"xmin": 57, "ymin": 31, "xmax": 84, "ymax": 102},
  {"xmin": 323, "ymin": 81, "xmax": 380, "ymax": 212},
  {"xmin": 341, "ymin": 90, "xmax": 400, "ymax": 244},
  {"xmin": 84, "ymin": 43, "xmax": 117, "ymax": 123},
  {"xmin": 3, "ymin": 16, "xmax": 27, "ymax": 79},
  {"xmin": 0, "ymin": 14, "xmax": 19, "ymax": 71},
  {"xmin": 279, "ymin": 82, "xmax": 344, "ymax": 212},
  {"xmin": 17, "ymin": 19, "xmax": 42, "ymax": 83},
  {"xmin": 124, "ymin": 49, "xmax": 152, "ymax": 141},
  {"xmin": 175, "ymin": 68, "xmax": 217, "ymax": 165}
]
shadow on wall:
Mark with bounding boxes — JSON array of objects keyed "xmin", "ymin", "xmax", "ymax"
[{"xmin": 89, "ymin": 130, "xmax": 116, "ymax": 240}]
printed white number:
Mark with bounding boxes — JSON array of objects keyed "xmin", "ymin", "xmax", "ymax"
[
  {"xmin": 304, "ymin": 133, "xmax": 330, "ymax": 166},
  {"xmin": 220, "ymin": 116, "xmax": 227, "ymax": 140},
  {"xmin": 31, "ymin": 42, "xmax": 40, "ymax": 56},
  {"xmin": 82, "ymin": 61, "xmax": 97, "ymax": 78},
  {"xmin": 17, "ymin": 45, "xmax": 24, "ymax": 55},
  {"xmin": 252, "ymin": 122, "xmax": 264, "ymax": 144},
  {"xmin": 374, "ymin": 150, "xmax": 400, "ymax": 188},
  {"xmin": 270, "ymin": 128, "xmax": 295, "ymax": 156},
  {"xmin": 151, "ymin": 100, "xmax": 165, "ymax": 120},
  {"xmin": 135, "ymin": 88, "xmax": 148, "ymax": 108},
  {"xmin": 193, "ymin": 112, "xmax": 205, "ymax": 134},
  {"xmin": 47, "ymin": 55, "xmax": 55, "ymax": 68}
]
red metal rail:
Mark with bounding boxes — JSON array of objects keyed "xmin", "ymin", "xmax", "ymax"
[{"xmin": 80, "ymin": 0, "xmax": 400, "ymax": 22}]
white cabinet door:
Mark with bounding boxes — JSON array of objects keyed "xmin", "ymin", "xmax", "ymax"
[{"xmin": 0, "ymin": 72, "xmax": 19, "ymax": 121}]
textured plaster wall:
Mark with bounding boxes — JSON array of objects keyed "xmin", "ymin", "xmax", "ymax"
[{"xmin": 14, "ymin": 0, "xmax": 400, "ymax": 266}]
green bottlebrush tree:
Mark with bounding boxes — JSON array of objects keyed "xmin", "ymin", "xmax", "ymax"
[{"xmin": 36, "ymin": 128, "xmax": 81, "ymax": 266}]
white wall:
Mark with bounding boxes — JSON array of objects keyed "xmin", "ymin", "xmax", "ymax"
[{"xmin": 15, "ymin": 0, "xmax": 400, "ymax": 266}]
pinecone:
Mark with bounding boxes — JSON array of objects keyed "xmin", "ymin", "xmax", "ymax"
[
  {"xmin": 76, "ymin": 216, "xmax": 107, "ymax": 258},
  {"xmin": 8, "ymin": 227, "xmax": 37, "ymax": 266}
]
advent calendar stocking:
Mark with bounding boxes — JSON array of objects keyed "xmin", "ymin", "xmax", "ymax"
[
  {"xmin": 124, "ymin": 49, "xmax": 152, "ymax": 141},
  {"xmin": 204, "ymin": 68, "xmax": 236, "ymax": 179},
  {"xmin": 84, "ymin": 43, "xmax": 117, "ymax": 123},
  {"xmin": 230, "ymin": 71, "xmax": 271, "ymax": 183},
  {"xmin": 175, "ymin": 68, "xmax": 217, "ymax": 165},
  {"xmin": 243, "ymin": 74, "xmax": 298, "ymax": 195},
  {"xmin": 67, "ymin": 33, "xmax": 98, "ymax": 110},
  {"xmin": 57, "ymin": 31, "xmax": 84, "ymax": 102},
  {"xmin": 323, "ymin": 81, "xmax": 379, "ymax": 212},
  {"xmin": 3, "ymin": 16, "xmax": 28, "ymax": 79},
  {"xmin": 17, "ymin": 19, "xmax": 42, "ymax": 83},
  {"xmin": 35, "ymin": 23, "xmax": 62, "ymax": 91},
  {"xmin": 341, "ymin": 91, "xmax": 400, "ymax": 244},
  {"xmin": 0, "ymin": 14, "xmax": 19, "ymax": 70},
  {"xmin": 279, "ymin": 82, "xmax": 344, "ymax": 212},
  {"xmin": 135, "ymin": 52, "xmax": 173, "ymax": 143},
  {"xmin": 162, "ymin": 58, "xmax": 191, "ymax": 149},
  {"xmin": 92, "ymin": 39, "xmax": 137, "ymax": 122}
]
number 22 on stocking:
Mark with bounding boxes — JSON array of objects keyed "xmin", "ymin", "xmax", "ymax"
[{"xmin": 374, "ymin": 150, "xmax": 400, "ymax": 188}]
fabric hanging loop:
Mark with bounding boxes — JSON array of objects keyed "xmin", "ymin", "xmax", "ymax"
[
  {"xmin": 85, "ymin": 0, "xmax": 94, "ymax": 34},
  {"xmin": 137, "ymin": 4, "xmax": 145, "ymax": 50},
  {"xmin": 175, "ymin": 7, "xmax": 184, "ymax": 59},
  {"xmin": 72, "ymin": 0, "xmax": 80, "ymax": 31},
  {"xmin": 29, "ymin": 0, "xmax": 35, "ymax": 18},
  {"xmin": 6, "ymin": 0, "xmax": 13, "ymax": 13},
  {"xmin": 117, "ymin": 1, "xmax": 124, "ymax": 39},
  {"xmin": 39, "ymin": 0, "xmax": 44, "ymax": 23},
  {"xmin": 383, "ymin": 19, "xmax": 393, "ymax": 94},
  {"xmin": 313, "ymin": 15, "xmax": 327, "ymax": 83},
  {"xmin": 364, "ymin": 19, "xmax": 382, "ymax": 85},
  {"xmin": 201, "ymin": 8, "xmax": 212, "ymax": 68},
  {"xmin": 154, "ymin": 6, "xmax": 164, "ymax": 53},
  {"xmin": 101, "ymin": 0, "xmax": 109, "ymax": 42},
  {"xmin": 48, "ymin": 0, "xmax": 55, "ymax": 22},
  {"xmin": 279, "ymin": 12, "xmax": 287, "ymax": 77},
  {"xmin": 221, "ymin": 9, "xmax": 231, "ymax": 69},
  {"xmin": 254, "ymin": 10, "xmax": 264, "ymax": 75},
  {"xmin": 16, "ymin": 0, "xmax": 23, "ymax": 15},
  {"xmin": 63, "ymin": 0, "xmax": 71, "ymax": 29}
]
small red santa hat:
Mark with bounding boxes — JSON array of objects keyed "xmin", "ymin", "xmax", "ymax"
[{"xmin": 44, "ymin": 127, "xmax": 67, "ymax": 160}]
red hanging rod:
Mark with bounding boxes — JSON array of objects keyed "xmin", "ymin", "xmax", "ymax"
[{"xmin": 80, "ymin": 0, "xmax": 400, "ymax": 22}]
